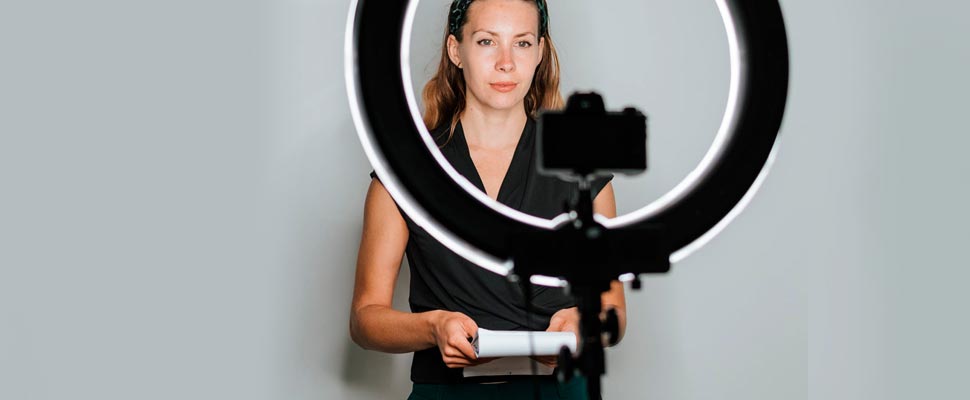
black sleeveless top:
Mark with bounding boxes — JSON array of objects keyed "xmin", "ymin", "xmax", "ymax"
[{"xmin": 370, "ymin": 118, "xmax": 611, "ymax": 384}]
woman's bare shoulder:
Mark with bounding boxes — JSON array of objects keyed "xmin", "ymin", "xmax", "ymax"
[{"xmin": 365, "ymin": 178, "xmax": 403, "ymax": 217}]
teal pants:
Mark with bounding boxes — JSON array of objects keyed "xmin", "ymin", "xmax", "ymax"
[{"xmin": 407, "ymin": 376, "xmax": 587, "ymax": 400}]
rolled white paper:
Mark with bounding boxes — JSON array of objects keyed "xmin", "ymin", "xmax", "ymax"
[{"xmin": 471, "ymin": 328, "xmax": 577, "ymax": 358}]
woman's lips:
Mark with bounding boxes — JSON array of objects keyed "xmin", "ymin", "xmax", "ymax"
[{"xmin": 490, "ymin": 82, "xmax": 517, "ymax": 93}]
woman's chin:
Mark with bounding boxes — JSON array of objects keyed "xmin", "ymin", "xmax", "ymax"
[{"xmin": 482, "ymin": 98, "xmax": 525, "ymax": 112}]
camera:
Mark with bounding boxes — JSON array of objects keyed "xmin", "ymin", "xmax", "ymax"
[{"xmin": 536, "ymin": 92, "xmax": 648, "ymax": 182}]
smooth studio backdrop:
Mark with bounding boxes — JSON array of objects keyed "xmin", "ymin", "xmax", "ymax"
[{"xmin": 1, "ymin": 0, "xmax": 968, "ymax": 399}]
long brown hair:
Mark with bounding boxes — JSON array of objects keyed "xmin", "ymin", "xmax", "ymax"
[{"xmin": 421, "ymin": 0, "xmax": 564, "ymax": 144}]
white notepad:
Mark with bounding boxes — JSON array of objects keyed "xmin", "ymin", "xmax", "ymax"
[{"xmin": 463, "ymin": 356, "xmax": 555, "ymax": 377}]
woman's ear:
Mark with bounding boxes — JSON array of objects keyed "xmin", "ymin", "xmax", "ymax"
[
  {"xmin": 538, "ymin": 37, "xmax": 545, "ymax": 64},
  {"xmin": 447, "ymin": 34, "xmax": 462, "ymax": 68}
]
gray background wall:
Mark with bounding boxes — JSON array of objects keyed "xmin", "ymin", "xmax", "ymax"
[{"xmin": 2, "ymin": 0, "xmax": 968, "ymax": 399}]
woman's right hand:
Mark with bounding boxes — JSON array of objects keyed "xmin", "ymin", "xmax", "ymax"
[{"xmin": 430, "ymin": 311, "xmax": 490, "ymax": 368}]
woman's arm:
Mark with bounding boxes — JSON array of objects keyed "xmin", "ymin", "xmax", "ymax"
[{"xmin": 349, "ymin": 179, "xmax": 483, "ymax": 367}]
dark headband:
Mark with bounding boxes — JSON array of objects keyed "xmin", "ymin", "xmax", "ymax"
[{"xmin": 449, "ymin": 0, "xmax": 549, "ymax": 38}]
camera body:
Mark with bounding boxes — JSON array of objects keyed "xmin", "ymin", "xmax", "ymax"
[{"xmin": 536, "ymin": 92, "xmax": 648, "ymax": 182}]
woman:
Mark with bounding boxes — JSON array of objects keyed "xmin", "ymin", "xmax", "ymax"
[{"xmin": 350, "ymin": 0, "xmax": 626, "ymax": 398}]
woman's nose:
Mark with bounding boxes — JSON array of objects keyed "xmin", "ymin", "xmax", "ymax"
[{"xmin": 496, "ymin": 47, "xmax": 515, "ymax": 72}]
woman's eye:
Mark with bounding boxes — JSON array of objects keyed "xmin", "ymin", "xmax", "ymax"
[{"xmin": 475, "ymin": 39, "xmax": 531, "ymax": 47}]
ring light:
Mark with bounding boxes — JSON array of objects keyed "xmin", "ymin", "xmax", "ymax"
[{"xmin": 345, "ymin": 0, "xmax": 789, "ymax": 278}]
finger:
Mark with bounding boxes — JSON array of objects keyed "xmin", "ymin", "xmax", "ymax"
[
  {"xmin": 461, "ymin": 317, "xmax": 479, "ymax": 336},
  {"xmin": 446, "ymin": 333, "xmax": 477, "ymax": 359},
  {"xmin": 442, "ymin": 357, "xmax": 476, "ymax": 368},
  {"xmin": 442, "ymin": 348, "xmax": 465, "ymax": 358},
  {"xmin": 443, "ymin": 343, "xmax": 478, "ymax": 360},
  {"xmin": 452, "ymin": 336, "xmax": 478, "ymax": 360},
  {"xmin": 444, "ymin": 361, "xmax": 474, "ymax": 368}
]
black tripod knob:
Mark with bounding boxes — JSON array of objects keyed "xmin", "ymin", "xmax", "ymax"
[
  {"xmin": 556, "ymin": 345, "xmax": 575, "ymax": 383},
  {"xmin": 603, "ymin": 308, "xmax": 620, "ymax": 346}
]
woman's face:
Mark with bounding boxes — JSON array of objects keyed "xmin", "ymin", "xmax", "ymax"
[{"xmin": 447, "ymin": 0, "xmax": 544, "ymax": 113}]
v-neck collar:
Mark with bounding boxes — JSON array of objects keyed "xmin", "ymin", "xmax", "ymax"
[{"xmin": 453, "ymin": 119, "xmax": 534, "ymax": 207}]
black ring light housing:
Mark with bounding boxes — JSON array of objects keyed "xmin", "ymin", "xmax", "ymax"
[{"xmin": 345, "ymin": 0, "xmax": 789, "ymax": 277}]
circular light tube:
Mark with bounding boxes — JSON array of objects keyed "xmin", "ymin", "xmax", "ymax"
[{"xmin": 345, "ymin": 0, "xmax": 789, "ymax": 277}]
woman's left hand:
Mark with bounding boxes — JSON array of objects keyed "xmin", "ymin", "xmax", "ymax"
[{"xmin": 531, "ymin": 307, "xmax": 580, "ymax": 368}]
